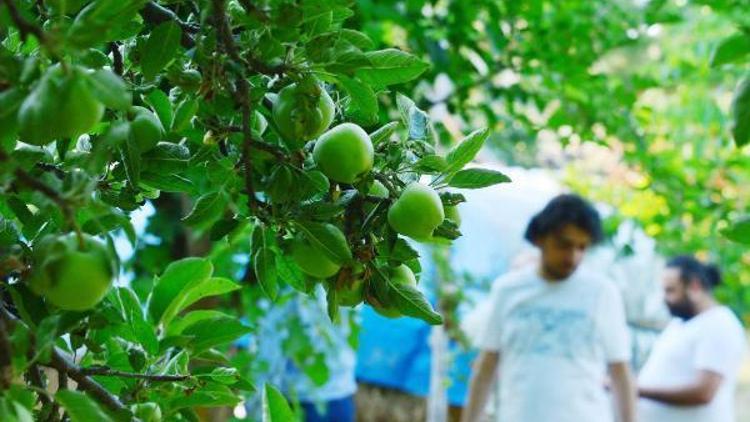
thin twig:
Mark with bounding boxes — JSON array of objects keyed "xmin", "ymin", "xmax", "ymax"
[
  {"xmin": 225, "ymin": 125, "xmax": 286, "ymax": 160},
  {"xmin": 79, "ymin": 366, "xmax": 190, "ymax": 382}
]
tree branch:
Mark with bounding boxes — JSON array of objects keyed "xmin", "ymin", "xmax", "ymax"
[
  {"xmin": 140, "ymin": 1, "xmax": 197, "ymax": 48},
  {"xmin": 79, "ymin": 366, "xmax": 190, "ymax": 382},
  {"xmin": 109, "ymin": 42, "xmax": 124, "ymax": 77},
  {"xmin": 0, "ymin": 305, "xmax": 128, "ymax": 414},
  {"xmin": 0, "ymin": 316, "xmax": 13, "ymax": 389},
  {"xmin": 0, "ymin": 0, "xmax": 46, "ymax": 43},
  {"xmin": 213, "ymin": 0, "xmax": 259, "ymax": 212}
]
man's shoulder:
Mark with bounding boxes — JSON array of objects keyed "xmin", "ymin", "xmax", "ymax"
[
  {"xmin": 571, "ymin": 269, "xmax": 619, "ymax": 292},
  {"xmin": 493, "ymin": 266, "xmax": 537, "ymax": 290},
  {"xmin": 704, "ymin": 306, "xmax": 744, "ymax": 332}
]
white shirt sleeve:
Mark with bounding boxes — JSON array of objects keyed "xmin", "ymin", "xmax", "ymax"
[
  {"xmin": 476, "ymin": 277, "xmax": 506, "ymax": 351},
  {"xmin": 693, "ymin": 311, "xmax": 745, "ymax": 377},
  {"xmin": 596, "ymin": 281, "xmax": 631, "ymax": 363}
]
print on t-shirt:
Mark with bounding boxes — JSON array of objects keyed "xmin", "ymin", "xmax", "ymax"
[{"xmin": 506, "ymin": 305, "xmax": 595, "ymax": 359}]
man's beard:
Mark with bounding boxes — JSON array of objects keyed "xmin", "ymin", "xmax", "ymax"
[
  {"xmin": 666, "ymin": 298, "xmax": 696, "ymax": 320},
  {"xmin": 543, "ymin": 263, "xmax": 575, "ymax": 280}
]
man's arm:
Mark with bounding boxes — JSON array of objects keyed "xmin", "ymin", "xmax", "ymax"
[
  {"xmin": 608, "ymin": 361, "xmax": 636, "ymax": 422},
  {"xmin": 460, "ymin": 350, "xmax": 499, "ymax": 422},
  {"xmin": 639, "ymin": 370, "xmax": 723, "ymax": 406}
]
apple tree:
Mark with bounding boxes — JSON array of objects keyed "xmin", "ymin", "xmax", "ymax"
[{"xmin": 0, "ymin": 0, "xmax": 509, "ymax": 420}]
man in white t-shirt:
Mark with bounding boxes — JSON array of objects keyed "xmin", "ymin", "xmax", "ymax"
[
  {"xmin": 462, "ymin": 194, "xmax": 636, "ymax": 422},
  {"xmin": 638, "ymin": 256, "xmax": 746, "ymax": 422}
]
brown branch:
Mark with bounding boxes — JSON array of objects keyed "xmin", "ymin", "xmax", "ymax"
[
  {"xmin": 109, "ymin": 42, "xmax": 123, "ymax": 77},
  {"xmin": 79, "ymin": 366, "xmax": 190, "ymax": 382},
  {"xmin": 0, "ymin": 0, "xmax": 46, "ymax": 42},
  {"xmin": 0, "ymin": 316, "xmax": 12, "ymax": 389},
  {"xmin": 213, "ymin": 0, "xmax": 258, "ymax": 212},
  {"xmin": 243, "ymin": 54, "xmax": 289, "ymax": 76},
  {"xmin": 140, "ymin": 1, "xmax": 197, "ymax": 48},
  {"xmin": 0, "ymin": 305, "xmax": 128, "ymax": 414},
  {"xmin": 49, "ymin": 351, "xmax": 127, "ymax": 413}
]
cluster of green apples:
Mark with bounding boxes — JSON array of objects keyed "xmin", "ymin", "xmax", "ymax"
[{"xmin": 272, "ymin": 80, "xmax": 461, "ymax": 317}]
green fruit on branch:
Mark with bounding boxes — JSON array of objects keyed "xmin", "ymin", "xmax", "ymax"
[
  {"xmin": 313, "ymin": 123, "xmax": 374, "ymax": 184},
  {"xmin": 130, "ymin": 402, "xmax": 162, "ymax": 422},
  {"xmin": 338, "ymin": 265, "xmax": 365, "ymax": 307},
  {"xmin": 371, "ymin": 264, "xmax": 418, "ymax": 318},
  {"xmin": 388, "ymin": 183, "xmax": 445, "ymax": 241},
  {"xmin": 291, "ymin": 239, "xmax": 341, "ymax": 279},
  {"xmin": 28, "ymin": 233, "xmax": 117, "ymax": 311},
  {"xmin": 272, "ymin": 82, "xmax": 335, "ymax": 147},
  {"xmin": 128, "ymin": 106, "xmax": 165, "ymax": 152},
  {"xmin": 18, "ymin": 64, "xmax": 104, "ymax": 145}
]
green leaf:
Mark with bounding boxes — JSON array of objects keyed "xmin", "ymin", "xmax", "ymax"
[
  {"xmin": 114, "ymin": 287, "xmax": 158, "ymax": 355},
  {"xmin": 396, "ymin": 93, "xmax": 430, "ymax": 141},
  {"xmin": 337, "ymin": 75, "xmax": 378, "ymax": 126},
  {"xmin": 297, "ymin": 170, "xmax": 330, "ymax": 200},
  {"xmin": 144, "ymin": 90, "xmax": 173, "ymax": 131},
  {"xmin": 721, "ymin": 217, "xmax": 750, "ymax": 244},
  {"xmin": 148, "ymin": 257, "xmax": 213, "ymax": 324},
  {"xmin": 67, "ymin": 0, "xmax": 147, "ymax": 48},
  {"xmin": 141, "ymin": 142, "xmax": 190, "ymax": 173},
  {"xmin": 263, "ymin": 384, "xmax": 295, "ymax": 422},
  {"xmin": 447, "ymin": 168, "xmax": 511, "ymax": 189},
  {"xmin": 160, "ymin": 277, "xmax": 240, "ymax": 329},
  {"xmin": 182, "ymin": 192, "xmax": 227, "ymax": 228},
  {"xmin": 295, "ymin": 221, "xmax": 352, "ymax": 264},
  {"xmin": 356, "ymin": 49, "xmax": 430, "ymax": 87},
  {"xmin": 389, "ymin": 279, "xmax": 442, "ymax": 325},
  {"xmin": 141, "ymin": 21, "xmax": 182, "ymax": 80},
  {"xmin": 444, "ymin": 128, "xmax": 490, "ymax": 173},
  {"xmin": 55, "ymin": 390, "xmax": 114, "ymax": 422},
  {"xmin": 166, "ymin": 310, "xmax": 231, "ymax": 337},
  {"xmin": 172, "ymin": 98, "xmax": 198, "ymax": 132},
  {"xmin": 369, "ymin": 121, "xmax": 399, "ymax": 145},
  {"xmin": 340, "ymin": 29, "xmax": 374, "ymax": 50},
  {"xmin": 710, "ymin": 33, "xmax": 750, "ymax": 67},
  {"xmin": 200, "ymin": 367, "xmax": 239, "ymax": 385},
  {"xmin": 140, "ymin": 172, "xmax": 196, "ymax": 194},
  {"xmin": 275, "ymin": 254, "xmax": 308, "ymax": 292},
  {"xmin": 182, "ymin": 316, "xmax": 253, "ymax": 353},
  {"xmin": 85, "ymin": 68, "xmax": 131, "ymax": 110},
  {"xmin": 169, "ymin": 383, "xmax": 241, "ymax": 409},
  {"xmin": 412, "ymin": 155, "xmax": 448, "ymax": 174},
  {"xmin": 253, "ymin": 226, "xmax": 278, "ymax": 300},
  {"xmin": 731, "ymin": 77, "xmax": 750, "ymax": 147},
  {"xmin": 119, "ymin": 127, "xmax": 140, "ymax": 186}
]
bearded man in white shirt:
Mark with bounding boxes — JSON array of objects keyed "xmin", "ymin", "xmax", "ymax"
[{"xmin": 638, "ymin": 256, "xmax": 746, "ymax": 422}]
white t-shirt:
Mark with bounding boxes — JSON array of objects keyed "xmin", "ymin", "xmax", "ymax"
[
  {"xmin": 638, "ymin": 306, "xmax": 746, "ymax": 422},
  {"xmin": 478, "ymin": 266, "xmax": 631, "ymax": 422}
]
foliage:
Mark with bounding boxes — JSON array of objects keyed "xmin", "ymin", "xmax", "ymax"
[{"xmin": 0, "ymin": 0, "xmax": 511, "ymax": 419}]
